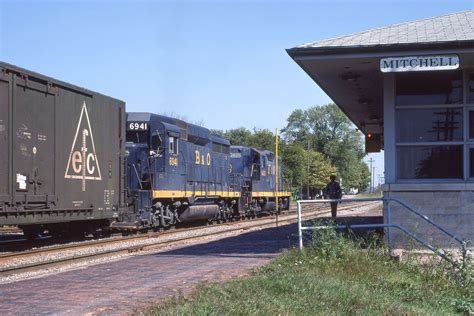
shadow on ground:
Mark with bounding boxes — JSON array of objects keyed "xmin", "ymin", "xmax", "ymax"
[{"xmin": 151, "ymin": 215, "xmax": 383, "ymax": 259}]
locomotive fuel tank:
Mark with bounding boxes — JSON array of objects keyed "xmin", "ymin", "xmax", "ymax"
[
  {"xmin": 179, "ymin": 205, "xmax": 219, "ymax": 222},
  {"xmin": 261, "ymin": 201, "xmax": 276, "ymax": 212}
]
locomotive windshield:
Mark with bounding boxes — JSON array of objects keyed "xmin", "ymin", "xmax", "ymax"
[
  {"xmin": 126, "ymin": 130, "xmax": 163, "ymax": 150},
  {"xmin": 126, "ymin": 130, "xmax": 149, "ymax": 144}
]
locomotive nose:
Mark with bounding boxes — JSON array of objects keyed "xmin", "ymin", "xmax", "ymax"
[{"xmin": 125, "ymin": 143, "xmax": 149, "ymax": 190}]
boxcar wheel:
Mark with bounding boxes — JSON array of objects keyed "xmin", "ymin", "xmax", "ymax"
[{"xmin": 22, "ymin": 227, "xmax": 40, "ymax": 241}]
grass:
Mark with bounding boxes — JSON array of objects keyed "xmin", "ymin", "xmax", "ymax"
[
  {"xmin": 144, "ymin": 228, "xmax": 473, "ymax": 315},
  {"xmin": 352, "ymin": 192, "xmax": 383, "ymax": 199}
]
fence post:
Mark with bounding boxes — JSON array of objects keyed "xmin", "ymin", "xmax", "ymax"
[
  {"xmin": 297, "ymin": 201, "xmax": 303, "ymax": 250},
  {"xmin": 386, "ymin": 199, "xmax": 392, "ymax": 254}
]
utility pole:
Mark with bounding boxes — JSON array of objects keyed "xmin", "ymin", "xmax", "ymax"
[
  {"xmin": 275, "ymin": 128, "xmax": 279, "ymax": 227},
  {"xmin": 368, "ymin": 157, "xmax": 374, "ymax": 193},
  {"xmin": 307, "ymin": 138, "xmax": 310, "ymax": 199},
  {"xmin": 275, "ymin": 128, "xmax": 279, "ymax": 211},
  {"xmin": 372, "ymin": 166, "xmax": 376, "ymax": 193}
]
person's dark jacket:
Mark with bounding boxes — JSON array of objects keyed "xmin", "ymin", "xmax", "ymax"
[{"xmin": 325, "ymin": 181, "xmax": 342, "ymax": 200}]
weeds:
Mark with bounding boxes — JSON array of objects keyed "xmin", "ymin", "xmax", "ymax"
[{"xmin": 145, "ymin": 225, "xmax": 473, "ymax": 315}]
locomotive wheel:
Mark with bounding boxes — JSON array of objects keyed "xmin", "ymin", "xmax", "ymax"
[
  {"xmin": 280, "ymin": 198, "xmax": 289, "ymax": 211},
  {"xmin": 69, "ymin": 223, "xmax": 88, "ymax": 239},
  {"xmin": 157, "ymin": 205, "xmax": 175, "ymax": 230},
  {"xmin": 51, "ymin": 228, "xmax": 69, "ymax": 239}
]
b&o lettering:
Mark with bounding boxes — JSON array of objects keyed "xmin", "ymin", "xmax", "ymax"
[
  {"xmin": 195, "ymin": 150, "xmax": 211, "ymax": 166},
  {"xmin": 195, "ymin": 150, "xmax": 200, "ymax": 164}
]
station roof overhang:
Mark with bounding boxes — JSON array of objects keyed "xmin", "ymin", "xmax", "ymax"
[{"xmin": 287, "ymin": 41, "xmax": 474, "ymax": 136}]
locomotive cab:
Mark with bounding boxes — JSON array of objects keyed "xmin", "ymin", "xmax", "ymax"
[
  {"xmin": 120, "ymin": 113, "xmax": 240, "ymax": 230},
  {"xmin": 124, "ymin": 113, "xmax": 182, "ymax": 227}
]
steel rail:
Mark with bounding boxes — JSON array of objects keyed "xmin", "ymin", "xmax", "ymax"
[
  {"xmin": 0, "ymin": 201, "xmax": 379, "ymax": 276},
  {"xmin": 0, "ymin": 201, "xmax": 372, "ymax": 259}
]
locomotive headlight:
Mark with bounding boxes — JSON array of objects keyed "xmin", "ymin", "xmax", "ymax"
[{"xmin": 125, "ymin": 150, "xmax": 130, "ymax": 157}]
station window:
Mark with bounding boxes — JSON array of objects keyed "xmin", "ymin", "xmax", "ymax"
[
  {"xmin": 468, "ymin": 74, "xmax": 474, "ymax": 104},
  {"xmin": 396, "ymin": 107, "xmax": 463, "ymax": 142},
  {"xmin": 396, "ymin": 71, "xmax": 463, "ymax": 106},
  {"xmin": 469, "ymin": 110, "xmax": 474, "ymax": 139},
  {"xmin": 397, "ymin": 145, "xmax": 463, "ymax": 179},
  {"xmin": 470, "ymin": 148, "xmax": 474, "ymax": 178},
  {"xmin": 395, "ymin": 71, "xmax": 465, "ymax": 180}
]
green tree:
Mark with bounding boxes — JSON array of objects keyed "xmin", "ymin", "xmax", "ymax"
[
  {"xmin": 282, "ymin": 109, "xmax": 309, "ymax": 143},
  {"xmin": 280, "ymin": 143, "xmax": 305, "ymax": 187},
  {"xmin": 213, "ymin": 127, "xmax": 276, "ymax": 151},
  {"xmin": 305, "ymin": 150, "xmax": 337, "ymax": 190},
  {"xmin": 283, "ymin": 103, "xmax": 369, "ymax": 190},
  {"xmin": 247, "ymin": 128, "xmax": 275, "ymax": 151},
  {"xmin": 210, "ymin": 129, "xmax": 225, "ymax": 137},
  {"xmin": 220, "ymin": 127, "xmax": 252, "ymax": 146},
  {"xmin": 355, "ymin": 161, "xmax": 370, "ymax": 191},
  {"xmin": 280, "ymin": 143, "xmax": 337, "ymax": 191}
]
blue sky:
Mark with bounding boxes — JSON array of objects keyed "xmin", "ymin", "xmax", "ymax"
[{"xmin": 1, "ymin": 0, "xmax": 473, "ymax": 185}]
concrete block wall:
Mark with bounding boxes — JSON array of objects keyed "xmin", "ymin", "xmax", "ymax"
[{"xmin": 383, "ymin": 187, "xmax": 473, "ymax": 250}]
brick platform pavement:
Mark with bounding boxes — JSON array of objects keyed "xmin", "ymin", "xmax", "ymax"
[{"xmin": 0, "ymin": 215, "xmax": 382, "ymax": 315}]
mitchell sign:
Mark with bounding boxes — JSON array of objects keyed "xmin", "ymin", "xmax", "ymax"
[{"xmin": 380, "ymin": 55, "xmax": 459, "ymax": 73}]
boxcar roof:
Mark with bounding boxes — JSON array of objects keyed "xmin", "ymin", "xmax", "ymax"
[{"xmin": 0, "ymin": 61, "xmax": 125, "ymax": 104}]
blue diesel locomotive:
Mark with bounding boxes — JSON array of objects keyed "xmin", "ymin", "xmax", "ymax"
[{"xmin": 117, "ymin": 112, "xmax": 290, "ymax": 230}]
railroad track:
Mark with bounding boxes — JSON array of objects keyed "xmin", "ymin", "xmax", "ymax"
[
  {"xmin": 0, "ymin": 226, "xmax": 22, "ymax": 234},
  {"xmin": 0, "ymin": 200, "xmax": 364, "ymax": 251},
  {"xmin": 0, "ymin": 200, "xmax": 345, "ymax": 251},
  {"xmin": 0, "ymin": 201, "xmax": 380, "ymax": 278}
]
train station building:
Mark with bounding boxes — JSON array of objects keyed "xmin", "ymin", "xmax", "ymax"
[{"xmin": 288, "ymin": 11, "xmax": 474, "ymax": 248}]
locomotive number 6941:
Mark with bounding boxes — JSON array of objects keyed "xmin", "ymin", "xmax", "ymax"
[{"xmin": 128, "ymin": 122, "xmax": 148, "ymax": 131}]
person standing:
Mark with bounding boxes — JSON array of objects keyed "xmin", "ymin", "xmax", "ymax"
[{"xmin": 325, "ymin": 175, "xmax": 342, "ymax": 218}]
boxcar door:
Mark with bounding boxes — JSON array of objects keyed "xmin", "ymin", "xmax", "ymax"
[
  {"xmin": 12, "ymin": 75, "xmax": 55, "ymax": 202},
  {"xmin": 0, "ymin": 70, "xmax": 10, "ymax": 200}
]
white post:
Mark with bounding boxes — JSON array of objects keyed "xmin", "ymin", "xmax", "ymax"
[
  {"xmin": 297, "ymin": 201, "xmax": 303, "ymax": 250},
  {"xmin": 387, "ymin": 199, "xmax": 392, "ymax": 254}
]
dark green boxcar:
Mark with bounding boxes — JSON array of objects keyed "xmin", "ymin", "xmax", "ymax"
[{"xmin": 0, "ymin": 62, "xmax": 125, "ymax": 235}]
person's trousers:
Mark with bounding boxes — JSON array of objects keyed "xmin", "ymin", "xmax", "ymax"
[{"xmin": 330, "ymin": 202, "xmax": 338, "ymax": 218}]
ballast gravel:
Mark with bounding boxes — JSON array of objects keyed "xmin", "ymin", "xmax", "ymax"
[{"xmin": 0, "ymin": 201, "xmax": 382, "ymax": 284}]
